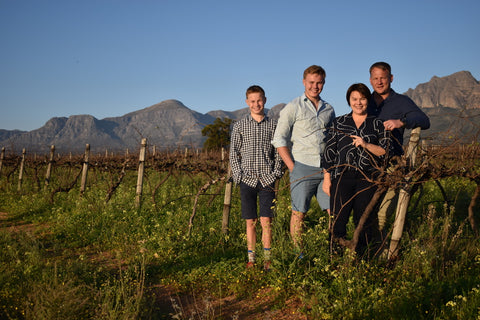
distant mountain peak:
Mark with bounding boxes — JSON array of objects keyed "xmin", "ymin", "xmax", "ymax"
[
  {"xmin": 151, "ymin": 99, "xmax": 187, "ymax": 108},
  {"xmin": 405, "ymin": 70, "xmax": 480, "ymax": 109},
  {"xmin": 1, "ymin": 70, "xmax": 478, "ymax": 153}
]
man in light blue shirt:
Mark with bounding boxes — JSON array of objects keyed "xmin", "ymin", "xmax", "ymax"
[{"xmin": 272, "ymin": 65, "xmax": 335, "ymax": 251}]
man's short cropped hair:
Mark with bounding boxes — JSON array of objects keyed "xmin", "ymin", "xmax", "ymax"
[
  {"xmin": 369, "ymin": 62, "xmax": 392, "ymax": 75},
  {"xmin": 303, "ymin": 65, "xmax": 326, "ymax": 80},
  {"xmin": 246, "ymin": 85, "xmax": 265, "ymax": 98},
  {"xmin": 346, "ymin": 83, "xmax": 372, "ymax": 104}
]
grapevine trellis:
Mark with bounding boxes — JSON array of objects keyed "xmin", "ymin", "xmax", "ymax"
[{"xmin": 0, "ymin": 129, "xmax": 479, "ymax": 261}]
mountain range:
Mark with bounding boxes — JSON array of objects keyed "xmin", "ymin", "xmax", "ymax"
[{"xmin": 1, "ymin": 71, "xmax": 479, "ymax": 154}]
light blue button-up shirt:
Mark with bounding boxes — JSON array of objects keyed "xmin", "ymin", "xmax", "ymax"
[{"xmin": 272, "ymin": 94, "xmax": 335, "ymax": 168}]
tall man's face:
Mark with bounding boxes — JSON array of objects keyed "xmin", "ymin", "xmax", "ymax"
[
  {"xmin": 303, "ymin": 73, "xmax": 325, "ymax": 101},
  {"xmin": 370, "ymin": 67, "xmax": 393, "ymax": 96}
]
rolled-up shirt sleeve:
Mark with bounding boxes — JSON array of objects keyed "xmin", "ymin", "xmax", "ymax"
[{"xmin": 272, "ymin": 104, "xmax": 294, "ymax": 149}]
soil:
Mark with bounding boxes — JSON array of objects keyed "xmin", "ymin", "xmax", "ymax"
[{"xmin": 151, "ymin": 284, "xmax": 307, "ymax": 319}]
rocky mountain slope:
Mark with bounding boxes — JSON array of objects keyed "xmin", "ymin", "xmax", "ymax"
[
  {"xmin": 404, "ymin": 71, "xmax": 480, "ymax": 143},
  {"xmin": 1, "ymin": 71, "xmax": 478, "ymax": 154},
  {"xmin": 405, "ymin": 71, "xmax": 480, "ymax": 109}
]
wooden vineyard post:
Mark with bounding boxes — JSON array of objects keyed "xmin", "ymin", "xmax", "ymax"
[
  {"xmin": 222, "ymin": 164, "xmax": 233, "ymax": 234},
  {"xmin": 388, "ymin": 127, "xmax": 421, "ymax": 259},
  {"xmin": 221, "ymin": 147, "xmax": 226, "ymax": 169},
  {"xmin": 0, "ymin": 147, "xmax": 5, "ymax": 177},
  {"xmin": 183, "ymin": 147, "xmax": 188, "ymax": 164},
  {"xmin": 17, "ymin": 148, "xmax": 26, "ymax": 192},
  {"xmin": 135, "ymin": 138, "xmax": 147, "ymax": 209},
  {"xmin": 44, "ymin": 145, "xmax": 55, "ymax": 191},
  {"xmin": 80, "ymin": 144, "xmax": 90, "ymax": 196}
]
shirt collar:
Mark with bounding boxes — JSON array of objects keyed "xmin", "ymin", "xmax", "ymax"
[
  {"xmin": 248, "ymin": 114, "xmax": 267, "ymax": 123},
  {"xmin": 301, "ymin": 93, "xmax": 326, "ymax": 112},
  {"xmin": 301, "ymin": 93, "xmax": 323, "ymax": 103}
]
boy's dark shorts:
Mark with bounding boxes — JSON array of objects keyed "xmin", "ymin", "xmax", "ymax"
[{"xmin": 240, "ymin": 182, "xmax": 276, "ymax": 220}]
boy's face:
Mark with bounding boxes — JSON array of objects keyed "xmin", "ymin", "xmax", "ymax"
[
  {"xmin": 303, "ymin": 73, "xmax": 325, "ymax": 100},
  {"xmin": 246, "ymin": 92, "xmax": 266, "ymax": 117}
]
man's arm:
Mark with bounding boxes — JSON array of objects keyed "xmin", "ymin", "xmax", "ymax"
[
  {"xmin": 272, "ymin": 146, "xmax": 284, "ymax": 179},
  {"xmin": 272, "ymin": 103, "xmax": 296, "ymax": 171},
  {"xmin": 402, "ymin": 106, "xmax": 430, "ymax": 130},
  {"xmin": 277, "ymin": 146, "xmax": 294, "ymax": 172},
  {"xmin": 229, "ymin": 125, "xmax": 242, "ymax": 184},
  {"xmin": 397, "ymin": 95, "xmax": 430, "ymax": 130}
]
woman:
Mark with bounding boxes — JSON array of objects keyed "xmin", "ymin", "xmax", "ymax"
[{"xmin": 322, "ymin": 83, "xmax": 390, "ymax": 257}]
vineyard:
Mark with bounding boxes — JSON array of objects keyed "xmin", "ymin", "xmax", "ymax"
[{"xmin": 0, "ymin": 136, "xmax": 479, "ymax": 319}]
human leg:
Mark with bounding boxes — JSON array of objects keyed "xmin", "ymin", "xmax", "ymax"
[
  {"xmin": 290, "ymin": 210, "xmax": 304, "ymax": 249},
  {"xmin": 352, "ymin": 177, "xmax": 378, "ymax": 257},
  {"xmin": 246, "ymin": 219, "xmax": 257, "ymax": 252},
  {"xmin": 330, "ymin": 173, "xmax": 355, "ymax": 240},
  {"xmin": 258, "ymin": 183, "xmax": 275, "ymax": 267},
  {"xmin": 328, "ymin": 173, "xmax": 356, "ymax": 256},
  {"xmin": 258, "ymin": 182, "xmax": 275, "ymax": 247},
  {"xmin": 315, "ymin": 170, "xmax": 330, "ymax": 212},
  {"xmin": 260, "ymin": 217, "xmax": 272, "ymax": 248},
  {"xmin": 240, "ymin": 182, "xmax": 259, "ymax": 265},
  {"xmin": 289, "ymin": 162, "xmax": 319, "ymax": 249},
  {"xmin": 260, "ymin": 216, "xmax": 272, "ymax": 269}
]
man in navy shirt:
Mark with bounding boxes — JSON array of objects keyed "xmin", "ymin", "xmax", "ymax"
[
  {"xmin": 368, "ymin": 62, "xmax": 430, "ymax": 230},
  {"xmin": 368, "ymin": 62, "xmax": 430, "ymax": 156}
]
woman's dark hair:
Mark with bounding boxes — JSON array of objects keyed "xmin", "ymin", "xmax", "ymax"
[{"xmin": 346, "ymin": 83, "xmax": 371, "ymax": 104}]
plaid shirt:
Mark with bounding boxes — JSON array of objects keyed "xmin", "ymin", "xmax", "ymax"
[{"xmin": 230, "ymin": 114, "xmax": 283, "ymax": 188}]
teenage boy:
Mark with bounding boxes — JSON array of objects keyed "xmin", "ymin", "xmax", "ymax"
[
  {"xmin": 230, "ymin": 85, "xmax": 283, "ymax": 270},
  {"xmin": 272, "ymin": 65, "xmax": 335, "ymax": 252}
]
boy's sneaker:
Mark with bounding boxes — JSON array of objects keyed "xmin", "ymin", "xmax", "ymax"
[{"xmin": 246, "ymin": 261, "xmax": 255, "ymax": 268}]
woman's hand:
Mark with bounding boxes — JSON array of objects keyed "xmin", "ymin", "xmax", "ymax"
[
  {"xmin": 351, "ymin": 135, "xmax": 366, "ymax": 148},
  {"xmin": 350, "ymin": 135, "xmax": 386, "ymax": 156}
]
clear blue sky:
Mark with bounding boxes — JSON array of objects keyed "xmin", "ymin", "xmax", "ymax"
[{"xmin": 1, "ymin": 0, "xmax": 479, "ymax": 131}]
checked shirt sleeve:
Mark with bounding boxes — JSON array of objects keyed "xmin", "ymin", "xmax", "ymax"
[{"xmin": 229, "ymin": 122, "xmax": 243, "ymax": 185}]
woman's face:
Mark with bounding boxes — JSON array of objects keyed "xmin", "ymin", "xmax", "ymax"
[{"xmin": 349, "ymin": 90, "xmax": 368, "ymax": 116}]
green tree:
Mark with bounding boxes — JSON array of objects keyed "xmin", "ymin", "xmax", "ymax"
[{"xmin": 201, "ymin": 117, "xmax": 233, "ymax": 150}]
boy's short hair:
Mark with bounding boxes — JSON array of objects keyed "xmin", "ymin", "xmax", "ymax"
[
  {"xmin": 246, "ymin": 85, "xmax": 265, "ymax": 98},
  {"xmin": 346, "ymin": 83, "xmax": 371, "ymax": 104},
  {"xmin": 303, "ymin": 65, "xmax": 326, "ymax": 79},
  {"xmin": 369, "ymin": 62, "xmax": 392, "ymax": 75}
]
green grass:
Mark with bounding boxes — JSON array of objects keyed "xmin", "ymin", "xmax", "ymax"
[{"xmin": 0, "ymin": 165, "xmax": 479, "ymax": 319}]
